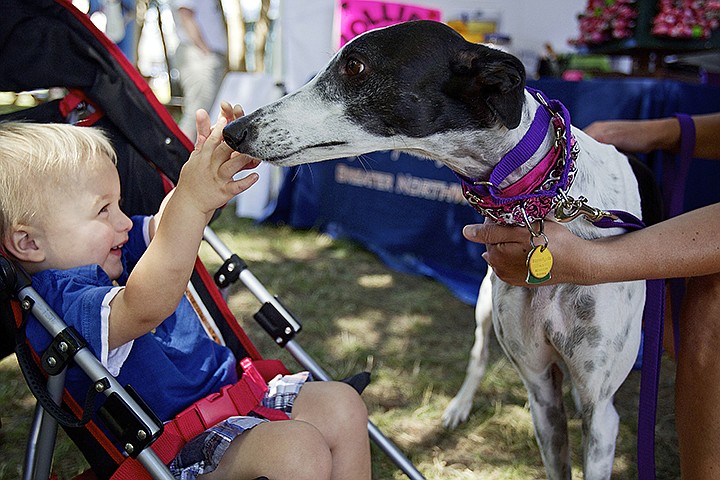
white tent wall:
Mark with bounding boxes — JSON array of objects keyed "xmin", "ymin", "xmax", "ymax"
[{"xmin": 278, "ymin": 0, "xmax": 585, "ymax": 92}]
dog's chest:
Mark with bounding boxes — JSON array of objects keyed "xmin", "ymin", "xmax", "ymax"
[
  {"xmin": 492, "ymin": 282, "xmax": 594, "ymax": 331},
  {"xmin": 492, "ymin": 277, "xmax": 644, "ymax": 366}
]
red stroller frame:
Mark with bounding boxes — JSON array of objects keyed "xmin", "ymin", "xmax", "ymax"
[{"xmin": 0, "ymin": 0, "xmax": 424, "ymax": 478}]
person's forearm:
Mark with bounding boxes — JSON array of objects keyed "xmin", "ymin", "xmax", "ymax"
[
  {"xmin": 645, "ymin": 113, "xmax": 720, "ymax": 159},
  {"xmin": 693, "ymin": 113, "xmax": 720, "ymax": 160},
  {"xmin": 584, "ymin": 112, "xmax": 720, "ymax": 159},
  {"xmin": 575, "ymin": 203, "xmax": 720, "ymax": 284},
  {"xmin": 470, "ymin": 203, "xmax": 720, "ymax": 288}
]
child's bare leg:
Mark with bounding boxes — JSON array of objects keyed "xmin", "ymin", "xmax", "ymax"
[
  {"xmin": 292, "ymin": 381, "xmax": 372, "ymax": 480},
  {"xmin": 199, "ymin": 419, "xmax": 333, "ymax": 480}
]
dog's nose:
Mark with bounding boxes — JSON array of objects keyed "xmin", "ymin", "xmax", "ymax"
[{"xmin": 222, "ymin": 121, "xmax": 248, "ymax": 152}]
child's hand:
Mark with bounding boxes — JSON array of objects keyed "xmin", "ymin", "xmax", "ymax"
[
  {"xmin": 195, "ymin": 101, "xmax": 245, "ymax": 142},
  {"xmin": 195, "ymin": 102, "xmax": 261, "ymax": 172},
  {"xmin": 220, "ymin": 100, "xmax": 244, "ymax": 123},
  {"xmin": 177, "ymin": 109, "xmax": 260, "ymax": 218}
]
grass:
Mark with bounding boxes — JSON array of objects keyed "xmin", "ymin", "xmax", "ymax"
[{"xmin": 0, "ymin": 207, "xmax": 679, "ymax": 479}]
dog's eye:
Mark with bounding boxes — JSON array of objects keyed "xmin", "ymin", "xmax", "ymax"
[{"xmin": 344, "ymin": 58, "xmax": 365, "ymax": 76}]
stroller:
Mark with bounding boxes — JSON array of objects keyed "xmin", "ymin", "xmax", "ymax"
[{"xmin": 0, "ymin": 0, "xmax": 424, "ymax": 478}]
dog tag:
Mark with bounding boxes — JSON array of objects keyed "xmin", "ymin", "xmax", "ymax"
[{"xmin": 526, "ymin": 245, "xmax": 553, "ymax": 284}]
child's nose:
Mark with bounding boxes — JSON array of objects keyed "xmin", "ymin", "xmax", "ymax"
[{"xmin": 117, "ymin": 212, "xmax": 133, "ymax": 232}]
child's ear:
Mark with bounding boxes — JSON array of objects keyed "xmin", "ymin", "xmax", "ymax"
[{"xmin": 5, "ymin": 227, "xmax": 45, "ymax": 263}]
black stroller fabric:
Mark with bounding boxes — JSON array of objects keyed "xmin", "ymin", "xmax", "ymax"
[{"xmin": 0, "ymin": 0, "xmax": 188, "ymax": 214}]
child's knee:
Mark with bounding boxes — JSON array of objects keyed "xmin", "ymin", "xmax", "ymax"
[
  {"xmin": 285, "ymin": 421, "xmax": 333, "ymax": 478},
  {"xmin": 345, "ymin": 383, "xmax": 370, "ymax": 423},
  {"xmin": 263, "ymin": 420, "xmax": 333, "ymax": 479},
  {"xmin": 324, "ymin": 381, "xmax": 369, "ymax": 425}
]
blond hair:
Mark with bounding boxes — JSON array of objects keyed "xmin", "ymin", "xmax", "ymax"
[{"xmin": 0, "ymin": 122, "xmax": 117, "ymax": 239}]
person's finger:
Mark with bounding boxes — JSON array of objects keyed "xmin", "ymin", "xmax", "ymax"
[
  {"xmin": 220, "ymin": 101, "xmax": 234, "ymax": 122},
  {"xmin": 237, "ymin": 156, "xmax": 261, "ymax": 170},
  {"xmin": 463, "ymin": 223, "xmax": 527, "ymax": 245},
  {"xmin": 221, "ymin": 152, "xmax": 258, "ymax": 178},
  {"xmin": 205, "ymin": 115, "xmax": 227, "ymax": 155},
  {"xmin": 229, "ymin": 172, "xmax": 260, "ymax": 196},
  {"xmin": 195, "ymin": 109, "xmax": 211, "ymax": 148},
  {"xmin": 481, "ymin": 252, "xmax": 492, "ymax": 269},
  {"xmin": 232, "ymin": 104, "xmax": 245, "ymax": 120}
]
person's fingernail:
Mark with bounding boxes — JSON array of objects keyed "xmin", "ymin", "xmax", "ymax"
[{"xmin": 463, "ymin": 225, "xmax": 479, "ymax": 238}]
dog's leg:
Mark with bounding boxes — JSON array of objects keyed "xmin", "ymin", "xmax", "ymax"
[
  {"xmin": 558, "ymin": 281, "xmax": 645, "ymax": 480},
  {"xmin": 491, "ymin": 283, "xmax": 573, "ymax": 479},
  {"xmin": 442, "ymin": 268, "xmax": 493, "ymax": 429},
  {"xmin": 524, "ymin": 363, "xmax": 572, "ymax": 480},
  {"xmin": 579, "ymin": 397, "xmax": 619, "ymax": 480}
]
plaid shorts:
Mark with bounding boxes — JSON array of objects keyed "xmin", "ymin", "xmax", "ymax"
[{"xmin": 167, "ymin": 371, "xmax": 310, "ymax": 480}]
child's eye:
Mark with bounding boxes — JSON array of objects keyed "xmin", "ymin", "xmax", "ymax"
[{"xmin": 99, "ymin": 205, "xmax": 110, "ymax": 215}]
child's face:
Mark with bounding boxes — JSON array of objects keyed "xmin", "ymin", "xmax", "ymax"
[{"xmin": 36, "ymin": 156, "xmax": 132, "ymax": 280}]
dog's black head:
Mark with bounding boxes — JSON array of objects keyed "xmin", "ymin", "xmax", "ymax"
[
  {"xmin": 223, "ymin": 20, "xmax": 527, "ymax": 167},
  {"xmin": 313, "ymin": 20, "xmax": 526, "ymax": 135}
]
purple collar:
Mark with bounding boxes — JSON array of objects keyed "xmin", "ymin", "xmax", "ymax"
[{"xmin": 456, "ymin": 88, "xmax": 577, "ymax": 226}]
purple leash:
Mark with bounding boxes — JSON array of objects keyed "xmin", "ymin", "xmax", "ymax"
[
  {"xmin": 603, "ymin": 114, "xmax": 695, "ymax": 480},
  {"xmin": 637, "ymin": 277, "xmax": 666, "ymax": 480},
  {"xmin": 593, "ymin": 209, "xmax": 662, "ymax": 480},
  {"xmin": 666, "ymin": 113, "xmax": 695, "ymax": 360}
]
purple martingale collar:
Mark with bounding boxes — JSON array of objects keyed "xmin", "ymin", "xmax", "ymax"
[{"xmin": 456, "ymin": 87, "xmax": 578, "ymax": 226}]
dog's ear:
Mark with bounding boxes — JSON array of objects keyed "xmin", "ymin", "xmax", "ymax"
[{"xmin": 447, "ymin": 47, "xmax": 526, "ymax": 129}]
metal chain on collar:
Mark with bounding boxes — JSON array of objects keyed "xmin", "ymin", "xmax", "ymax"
[{"xmin": 553, "ymin": 187, "xmax": 620, "ymax": 223}]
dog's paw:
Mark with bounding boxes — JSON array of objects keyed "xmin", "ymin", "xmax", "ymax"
[{"xmin": 442, "ymin": 395, "xmax": 473, "ymax": 429}]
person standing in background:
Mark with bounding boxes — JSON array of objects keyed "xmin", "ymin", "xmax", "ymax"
[
  {"xmin": 89, "ymin": 0, "xmax": 137, "ymax": 63},
  {"xmin": 171, "ymin": 0, "xmax": 228, "ymax": 139}
]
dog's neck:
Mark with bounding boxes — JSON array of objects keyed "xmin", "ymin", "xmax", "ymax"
[
  {"xmin": 451, "ymin": 89, "xmax": 578, "ymax": 226},
  {"xmin": 431, "ymin": 90, "xmax": 555, "ymax": 184}
]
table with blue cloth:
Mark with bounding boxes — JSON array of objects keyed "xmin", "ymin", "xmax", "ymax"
[{"xmin": 262, "ymin": 78, "xmax": 720, "ymax": 304}]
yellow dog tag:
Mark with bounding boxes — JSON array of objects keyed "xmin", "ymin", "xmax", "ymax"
[{"xmin": 526, "ymin": 245, "xmax": 553, "ymax": 284}]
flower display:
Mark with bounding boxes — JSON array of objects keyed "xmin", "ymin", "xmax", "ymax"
[
  {"xmin": 652, "ymin": 0, "xmax": 720, "ymax": 39},
  {"xmin": 571, "ymin": 0, "xmax": 639, "ymax": 46}
]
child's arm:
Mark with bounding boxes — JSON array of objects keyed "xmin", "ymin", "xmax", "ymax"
[{"xmin": 108, "ymin": 110, "xmax": 259, "ymax": 349}]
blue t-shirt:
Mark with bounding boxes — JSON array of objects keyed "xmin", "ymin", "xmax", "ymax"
[{"xmin": 26, "ymin": 216, "xmax": 238, "ymax": 421}]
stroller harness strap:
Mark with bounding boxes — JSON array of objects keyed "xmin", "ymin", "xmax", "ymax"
[{"xmin": 111, "ymin": 357, "xmax": 289, "ymax": 480}]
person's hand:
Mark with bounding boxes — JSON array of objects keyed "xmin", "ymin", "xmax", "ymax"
[
  {"xmin": 195, "ymin": 102, "xmax": 260, "ymax": 171},
  {"xmin": 219, "ymin": 100, "xmax": 244, "ymax": 124},
  {"xmin": 195, "ymin": 101, "xmax": 246, "ymax": 140},
  {"xmin": 195, "ymin": 101, "xmax": 245, "ymax": 141},
  {"xmin": 584, "ymin": 118, "xmax": 679, "ymax": 154},
  {"xmin": 463, "ymin": 220, "xmax": 595, "ymax": 286},
  {"xmin": 463, "ymin": 223, "xmax": 535, "ymax": 286},
  {"xmin": 177, "ymin": 109, "xmax": 260, "ymax": 218}
]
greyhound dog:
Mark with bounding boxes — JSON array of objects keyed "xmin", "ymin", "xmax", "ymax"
[{"xmin": 223, "ymin": 20, "xmax": 646, "ymax": 479}]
